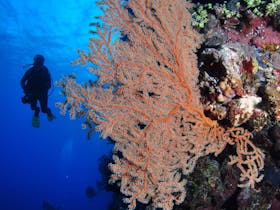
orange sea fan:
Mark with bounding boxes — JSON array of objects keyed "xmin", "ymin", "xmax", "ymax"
[{"xmin": 56, "ymin": 0, "xmax": 264, "ymax": 209}]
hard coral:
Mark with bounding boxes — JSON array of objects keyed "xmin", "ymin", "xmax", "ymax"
[
  {"xmin": 228, "ymin": 95, "xmax": 262, "ymax": 127},
  {"xmin": 265, "ymin": 74, "xmax": 280, "ymax": 121},
  {"xmin": 199, "ymin": 42, "xmax": 265, "ymax": 127}
]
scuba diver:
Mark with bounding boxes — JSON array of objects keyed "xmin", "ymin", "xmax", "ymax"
[{"xmin": 21, "ymin": 54, "xmax": 56, "ymax": 128}]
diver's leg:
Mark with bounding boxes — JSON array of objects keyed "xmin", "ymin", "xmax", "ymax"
[
  {"xmin": 39, "ymin": 92, "xmax": 55, "ymax": 121},
  {"xmin": 30, "ymin": 97, "xmax": 40, "ymax": 117},
  {"xmin": 30, "ymin": 97, "xmax": 40, "ymax": 128}
]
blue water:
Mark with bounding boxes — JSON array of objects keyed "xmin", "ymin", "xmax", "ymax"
[{"xmin": 0, "ymin": 0, "xmax": 113, "ymax": 209}]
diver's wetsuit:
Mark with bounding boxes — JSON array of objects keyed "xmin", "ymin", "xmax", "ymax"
[{"xmin": 21, "ymin": 65, "xmax": 52, "ymax": 117}]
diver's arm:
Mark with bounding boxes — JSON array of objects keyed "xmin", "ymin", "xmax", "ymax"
[
  {"xmin": 43, "ymin": 66, "xmax": 51, "ymax": 90},
  {"xmin": 20, "ymin": 71, "xmax": 29, "ymax": 92}
]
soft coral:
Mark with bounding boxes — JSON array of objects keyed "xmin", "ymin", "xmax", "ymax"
[{"xmin": 224, "ymin": 16, "xmax": 280, "ymax": 48}]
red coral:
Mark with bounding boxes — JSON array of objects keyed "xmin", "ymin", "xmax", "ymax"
[{"xmin": 241, "ymin": 58, "xmax": 254, "ymax": 75}]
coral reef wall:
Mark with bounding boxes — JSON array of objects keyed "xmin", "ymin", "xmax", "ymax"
[{"xmin": 57, "ymin": 0, "xmax": 265, "ymax": 209}]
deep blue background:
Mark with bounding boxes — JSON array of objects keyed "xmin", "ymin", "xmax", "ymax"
[{"xmin": 0, "ymin": 0, "xmax": 113, "ymax": 209}]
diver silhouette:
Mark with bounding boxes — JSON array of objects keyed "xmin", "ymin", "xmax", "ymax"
[{"xmin": 21, "ymin": 54, "xmax": 56, "ymax": 128}]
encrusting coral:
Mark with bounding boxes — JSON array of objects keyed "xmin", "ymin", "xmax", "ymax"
[{"xmin": 56, "ymin": 0, "xmax": 265, "ymax": 209}]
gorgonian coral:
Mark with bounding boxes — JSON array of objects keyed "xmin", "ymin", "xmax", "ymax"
[{"xmin": 57, "ymin": 1, "xmax": 264, "ymax": 209}]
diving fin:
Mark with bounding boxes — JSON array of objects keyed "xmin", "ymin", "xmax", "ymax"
[
  {"xmin": 47, "ymin": 114, "xmax": 56, "ymax": 122},
  {"xmin": 32, "ymin": 116, "xmax": 40, "ymax": 128}
]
